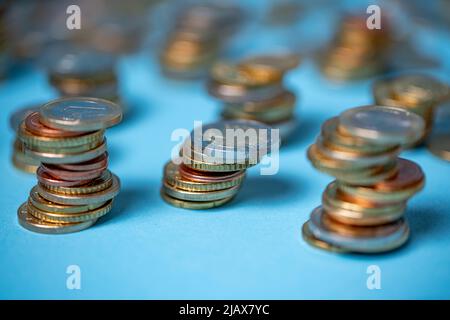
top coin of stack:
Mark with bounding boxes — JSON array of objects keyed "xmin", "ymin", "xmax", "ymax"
[
  {"xmin": 319, "ymin": 15, "xmax": 391, "ymax": 81},
  {"xmin": 207, "ymin": 53, "xmax": 300, "ymax": 141},
  {"xmin": 304, "ymin": 105, "xmax": 425, "ymax": 254},
  {"xmin": 160, "ymin": 3, "xmax": 243, "ymax": 79},
  {"xmin": 17, "ymin": 97, "xmax": 123, "ymax": 234},
  {"xmin": 373, "ymin": 74, "xmax": 450, "ymax": 146},
  {"xmin": 161, "ymin": 120, "xmax": 279, "ymax": 209}
]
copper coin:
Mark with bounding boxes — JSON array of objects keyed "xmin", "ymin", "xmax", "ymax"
[
  {"xmin": 25, "ymin": 112, "xmax": 83, "ymax": 138},
  {"xmin": 178, "ymin": 163, "xmax": 243, "ymax": 183},
  {"xmin": 37, "ymin": 167, "xmax": 91, "ymax": 187},
  {"xmin": 374, "ymin": 158, "xmax": 424, "ymax": 192},
  {"xmin": 41, "ymin": 163, "xmax": 106, "ymax": 182},
  {"xmin": 57, "ymin": 152, "xmax": 108, "ymax": 171}
]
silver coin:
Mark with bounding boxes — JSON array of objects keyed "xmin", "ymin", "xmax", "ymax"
[
  {"xmin": 17, "ymin": 202, "xmax": 97, "ymax": 235},
  {"xmin": 207, "ymin": 80, "xmax": 284, "ymax": 103},
  {"xmin": 308, "ymin": 206, "xmax": 409, "ymax": 253},
  {"xmin": 339, "ymin": 105, "xmax": 425, "ymax": 146},
  {"xmin": 9, "ymin": 104, "xmax": 41, "ymax": 132},
  {"xmin": 39, "ymin": 97, "xmax": 122, "ymax": 132}
]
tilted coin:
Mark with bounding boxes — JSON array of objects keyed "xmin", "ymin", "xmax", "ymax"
[
  {"xmin": 301, "ymin": 222, "xmax": 348, "ymax": 253},
  {"xmin": 40, "ymin": 162, "xmax": 106, "ymax": 182},
  {"xmin": 18, "ymin": 202, "xmax": 97, "ymax": 235},
  {"xmin": 9, "ymin": 104, "xmax": 41, "ymax": 132},
  {"xmin": 40, "ymin": 170, "xmax": 113, "ymax": 195},
  {"xmin": 37, "ymin": 167, "xmax": 92, "ymax": 187},
  {"xmin": 339, "ymin": 105, "xmax": 425, "ymax": 146},
  {"xmin": 25, "ymin": 112, "xmax": 83, "ymax": 138},
  {"xmin": 39, "ymin": 97, "xmax": 122, "ymax": 132},
  {"xmin": 161, "ymin": 190, "xmax": 235, "ymax": 210},
  {"xmin": 37, "ymin": 174, "xmax": 120, "ymax": 205},
  {"xmin": 56, "ymin": 152, "xmax": 108, "ymax": 171},
  {"xmin": 162, "ymin": 181, "xmax": 240, "ymax": 202},
  {"xmin": 240, "ymin": 52, "xmax": 301, "ymax": 73}
]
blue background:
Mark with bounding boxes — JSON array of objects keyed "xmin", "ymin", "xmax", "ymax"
[{"xmin": 1, "ymin": 1, "xmax": 450, "ymax": 299}]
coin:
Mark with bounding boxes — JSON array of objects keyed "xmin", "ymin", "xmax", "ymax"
[
  {"xmin": 161, "ymin": 190, "xmax": 235, "ymax": 210},
  {"xmin": 162, "ymin": 181, "xmax": 240, "ymax": 202},
  {"xmin": 27, "ymin": 199, "xmax": 113, "ymax": 223},
  {"xmin": 240, "ymin": 52, "xmax": 301, "ymax": 73},
  {"xmin": 339, "ymin": 105, "xmax": 425, "ymax": 146},
  {"xmin": 37, "ymin": 167, "xmax": 92, "ymax": 187},
  {"xmin": 178, "ymin": 163, "xmax": 244, "ymax": 184},
  {"xmin": 427, "ymin": 133, "xmax": 450, "ymax": 162},
  {"xmin": 301, "ymin": 222, "xmax": 348, "ymax": 253},
  {"xmin": 371, "ymin": 158, "xmax": 424, "ymax": 192},
  {"xmin": 18, "ymin": 202, "xmax": 97, "ymax": 234},
  {"xmin": 9, "ymin": 105, "xmax": 41, "ymax": 132},
  {"xmin": 40, "ymin": 170, "xmax": 113, "ymax": 195},
  {"xmin": 39, "ymin": 97, "xmax": 122, "ymax": 132},
  {"xmin": 40, "ymin": 163, "xmax": 106, "ymax": 181},
  {"xmin": 37, "ymin": 174, "xmax": 120, "ymax": 205},
  {"xmin": 211, "ymin": 61, "xmax": 282, "ymax": 87},
  {"xmin": 56, "ymin": 153, "xmax": 108, "ymax": 171},
  {"xmin": 207, "ymin": 79, "xmax": 284, "ymax": 103},
  {"xmin": 24, "ymin": 112, "xmax": 82, "ymax": 138}
]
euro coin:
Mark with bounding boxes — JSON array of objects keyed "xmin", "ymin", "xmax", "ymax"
[
  {"xmin": 40, "ymin": 170, "xmax": 114, "ymax": 195},
  {"xmin": 301, "ymin": 222, "xmax": 348, "ymax": 253},
  {"xmin": 240, "ymin": 52, "xmax": 301, "ymax": 73},
  {"xmin": 9, "ymin": 105, "xmax": 41, "ymax": 132},
  {"xmin": 40, "ymin": 162, "xmax": 106, "ymax": 181},
  {"xmin": 161, "ymin": 190, "xmax": 235, "ymax": 210},
  {"xmin": 25, "ymin": 112, "xmax": 83, "ymax": 138},
  {"xmin": 162, "ymin": 181, "xmax": 240, "ymax": 202}
]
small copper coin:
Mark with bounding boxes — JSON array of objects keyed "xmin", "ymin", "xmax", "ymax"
[
  {"xmin": 57, "ymin": 152, "xmax": 108, "ymax": 171},
  {"xmin": 178, "ymin": 163, "xmax": 243, "ymax": 183},
  {"xmin": 41, "ymin": 163, "xmax": 105, "ymax": 182},
  {"xmin": 25, "ymin": 112, "xmax": 83, "ymax": 138},
  {"xmin": 37, "ymin": 167, "xmax": 91, "ymax": 187},
  {"xmin": 374, "ymin": 158, "xmax": 424, "ymax": 192}
]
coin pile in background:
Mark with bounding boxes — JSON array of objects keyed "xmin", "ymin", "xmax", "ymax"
[
  {"xmin": 373, "ymin": 74, "xmax": 450, "ymax": 147},
  {"xmin": 161, "ymin": 120, "xmax": 278, "ymax": 209},
  {"xmin": 42, "ymin": 45, "xmax": 122, "ymax": 106},
  {"xmin": 427, "ymin": 103, "xmax": 450, "ymax": 162},
  {"xmin": 319, "ymin": 15, "xmax": 391, "ymax": 81},
  {"xmin": 160, "ymin": 3, "xmax": 243, "ymax": 78},
  {"xmin": 207, "ymin": 54, "xmax": 300, "ymax": 142},
  {"xmin": 9, "ymin": 105, "xmax": 41, "ymax": 173},
  {"xmin": 304, "ymin": 105, "xmax": 426, "ymax": 253},
  {"xmin": 0, "ymin": 1, "xmax": 9, "ymax": 79},
  {"xmin": 17, "ymin": 97, "xmax": 122, "ymax": 234}
]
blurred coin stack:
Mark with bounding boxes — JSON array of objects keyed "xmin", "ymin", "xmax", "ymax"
[
  {"xmin": 0, "ymin": 1, "xmax": 10, "ymax": 79},
  {"xmin": 17, "ymin": 97, "xmax": 122, "ymax": 234},
  {"xmin": 373, "ymin": 74, "xmax": 450, "ymax": 146},
  {"xmin": 160, "ymin": 3, "xmax": 242, "ymax": 78},
  {"xmin": 161, "ymin": 120, "xmax": 278, "ymax": 209},
  {"xmin": 304, "ymin": 106, "xmax": 426, "ymax": 253},
  {"xmin": 319, "ymin": 16, "xmax": 391, "ymax": 81},
  {"xmin": 10, "ymin": 105, "xmax": 41, "ymax": 173},
  {"xmin": 207, "ymin": 55, "xmax": 300, "ymax": 142},
  {"xmin": 42, "ymin": 45, "xmax": 122, "ymax": 106}
]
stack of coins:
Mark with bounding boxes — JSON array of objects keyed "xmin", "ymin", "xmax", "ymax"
[
  {"xmin": 160, "ymin": 3, "xmax": 242, "ymax": 78},
  {"xmin": 17, "ymin": 97, "xmax": 122, "ymax": 234},
  {"xmin": 319, "ymin": 16, "xmax": 391, "ymax": 81},
  {"xmin": 9, "ymin": 104, "xmax": 41, "ymax": 173},
  {"xmin": 161, "ymin": 120, "xmax": 277, "ymax": 209},
  {"xmin": 373, "ymin": 74, "xmax": 450, "ymax": 146},
  {"xmin": 42, "ymin": 45, "xmax": 121, "ymax": 105},
  {"xmin": 207, "ymin": 54, "xmax": 300, "ymax": 141},
  {"xmin": 303, "ymin": 105, "xmax": 426, "ymax": 254},
  {"xmin": 0, "ymin": 1, "xmax": 9, "ymax": 79}
]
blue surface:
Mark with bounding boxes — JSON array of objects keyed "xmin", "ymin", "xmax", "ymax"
[{"xmin": 1, "ymin": 3, "xmax": 450, "ymax": 300}]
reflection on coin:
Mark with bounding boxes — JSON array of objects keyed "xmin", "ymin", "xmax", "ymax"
[
  {"xmin": 25, "ymin": 112, "xmax": 82, "ymax": 138},
  {"xmin": 9, "ymin": 105, "xmax": 41, "ymax": 132},
  {"xmin": 161, "ymin": 190, "xmax": 235, "ymax": 210},
  {"xmin": 40, "ymin": 97, "xmax": 122, "ymax": 132},
  {"xmin": 162, "ymin": 181, "xmax": 240, "ymax": 202},
  {"xmin": 339, "ymin": 105, "xmax": 425, "ymax": 146},
  {"xmin": 18, "ymin": 202, "xmax": 97, "ymax": 234},
  {"xmin": 302, "ymin": 222, "xmax": 348, "ymax": 253},
  {"xmin": 240, "ymin": 52, "xmax": 301, "ymax": 73}
]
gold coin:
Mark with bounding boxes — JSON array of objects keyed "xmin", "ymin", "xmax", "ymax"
[
  {"xmin": 27, "ymin": 139, "xmax": 103, "ymax": 154},
  {"xmin": 182, "ymin": 151, "xmax": 255, "ymax": 172},
  {"xmin": 17, "ymin": 202, "xmax": 97, "ymax": 234},
  {"xmin": 301, "ymin": 222, "xmax": 348, "ymax": 253},
  {"xmin": 29, "ymin": 186, "xmax": 106, "ymax": 214},
  {"xmin": 161, "ymin": 190, "xmax": 235, "ymax": 210},
  {"xmin": 211, "ymin": 61, "xmax": 282, "ymax": 87},
  {"xmin": 40, "ymin": 170, "xmax": 113, "ymax": 195},
  {"xmin": 37, "ymin": 174, "xmax": 120, "ymax": 205},
  {"xmin": 162, "ymin": 180, "xmax": 240, "ymax": 202},
  {"xmin": 27, "ymin": 199, "xmax": 113, "ymax": 223}
]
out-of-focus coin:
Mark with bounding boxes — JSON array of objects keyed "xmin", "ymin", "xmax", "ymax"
[
  {"xmin": 427, "ymin": 133, "xmax": 450, "ymax": 162},
  {"xmin": 161, "ymin": 190, "xmax": 234, "ymax": 210},
  {"xmin": 390, "ymin": 74, "xmax": 449, "ymax": 105},
  {"xmin": 162, "ymin": 181, "xmax": 240, "ymax": 202},
  {"xmin": 25, "ymin": 112, "xmax": 82, "ymax": 138},
  {"xmin": 207, "ymin": 79, "xmax": 284, "ymax": 103},
  {"xmin": 18, "ymin": 202, "xmax": 97, "ymax": 234},
  {"xmin": 9, "ymin": 105, "xmax": 41, "ymax": 132},
  {"xmin": 211, "ymin": 61, "xmax": 282, "ymax": 87},
  {"xmin": 240, "ymin": 52, "xmax": 301, "ymax": 73},
  {"xmin": 339, "ymin": 105, "xmax": 425, "ymax": 146},
  {"xmin": 37, "ymin": 174, "xmax": 120, "ymax": 205},
  {"xmin": 301, "ymin": 222, "xmax": 348, "ymax": 253},
  {"xmin": 39, "ymin": 97, "xmax": 122, "ymax": 132}
]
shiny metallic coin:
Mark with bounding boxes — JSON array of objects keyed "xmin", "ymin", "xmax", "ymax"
[
  {"xmin": 372, "ymin": 158, "xmax": 425, "ymax": 192},
  {"xmin": 207, "ymin": 79, "xmax": 284, "ymax": 103},
  {"xmin": 308, "ymin": 206, "xmax": 409, "ymax": 253},
  {"xmin": 161, "ymin": 190, "xmax": 234, "ymax": 210},
  {"xmin": 17, "ymin": 202, "xmax": 97, "ymax": 234},
  {"xmin": 339, "ymin": 105, "xmax": 425, "ymax": 146},
  {"xmin": 37, "ymin": 174, "xmax": 120, "ymax": 206},
  {"xmin": 182, "ymin": 150, "xmax": 256, "ymax": 172},
  {"xmin": 27, "ymin": 199, "xmax": 113, "ymax": 223},
  {"xmin": 40, "ymin": 162, "xmax": 106, "ymax": 182},
  {"xmin": 427, "ymin": 133, "xmax": 450, "ymax": 162},
  {"xmin": 39, "ymin": 97, "xmax": 122, "ymax": 132},
  {"xmin": 29, "ymin": 186, "xmax": 106, "ymax": 214},
  {"xmin": 223, "ymin": 90, "xmax": 296, "ymax": 113},
  {"xmin": 56, "ymin": 152, "xmax": 108, "ymax": 171},
  {"xmin": 37, "ymin": 167, "xmax": 91, "ymax": 187},
  {"xmin": 240, "ymin": 52, "xmax": 301, "ymax": 73},
  {"xmin": 9, "ymin": 105, "xmax": 41, "ymax": 132},
  {"xmin": 162, "ymin": 181, "xmax": 240, "ymax": 202},
  {"xmin": 40, "ymin": 170, "xmax": 113, "ymax": 195},
  {"xmin": 25, "ymin": 112, "xmax": 82, "ymax": 138},
  {"xmin": 301, "ymin": 222, "xmax": 348, "ymax": 253},
  {"xmin": 25, "ymin": 139, "xmax": 107, "ymax": 164}
]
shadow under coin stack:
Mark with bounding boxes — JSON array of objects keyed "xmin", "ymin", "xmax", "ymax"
[
  {"xmin": 160, "ymin": 3, "xmax": 242, "ymax": 79},
  {"xmin": 207, "ymin": 56, "xmax": 299, "ymax": 142},
  {"xmin": 373, "ymin": 74, "xmax": 450, "ymax": 147},
  {"xmin": 319, "ymin": 15, "xmax": 391, "ymax": 81},
  {"xmin": 303, "ymin": 106, "xmax": 426, "ymax": 254},
  {"xmin": 44, "ymin": 45, "xmax": 122, "ymax": 106},
  {"xmin": 17, "ymin": 97, "xmax": 122, "ymax": 234},
  {"xmin": 161, "ymin": 120, "xmax": 277, "ymax": 209},
  {"xmin": 9, "ymin": 105, "xmax": 41, "ymax": 173}
]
